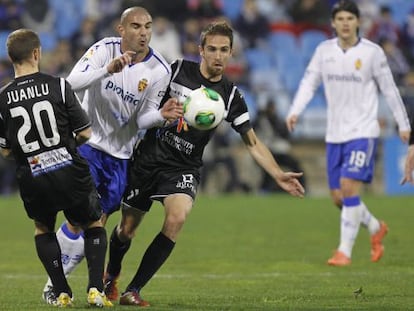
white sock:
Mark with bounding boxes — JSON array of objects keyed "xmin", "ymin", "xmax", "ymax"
[
  {"xmin": 359, "ymin": 201, "xmax": 380, "ymax": 235},
  {"xmin": 338, "ymin": 197, "xmax": 362, "ymax": 258},
  {"xmin": 43, "ymin": 222, "xmax": 85, "ymax": 292}
]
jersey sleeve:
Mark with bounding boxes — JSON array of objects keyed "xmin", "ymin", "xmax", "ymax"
[
  {"xmin": 67, "ymin": 40, "xmax": 112, "ymax": 91},
  {"xmin": 227, "ymin": 86, "xmax": 252, "ymax": 134},
  {"xmin": 373, "ymin": 48, "xmax": 411, "ymax": 132},
  {"xmin": 288, "ymin": 45, "xmax": 323, "ymax": 117},
  {"xmin": 61, "ymin": 78, "xmax": 91, "ymax": 133}
]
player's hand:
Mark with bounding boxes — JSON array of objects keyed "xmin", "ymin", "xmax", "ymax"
[
  {"xmin": 161, "ymin": 98, "xmax": 183, "ymax": 122},
  {"xmin": 107, "ymin": 51, "xmax": 136, "ymax": 74},
  {"xmin": 401, "ymin": 144, "xmax": 414, "ymax": 185},
  {"xmin": 275, "ymin": 171, "xmax": 305, "ymax": 198},
  {"xmin": 399, "ymin": 130, "xmax": 410, "ymax": 144},
  {"xmin": 286, "ymin": 115, "xmax": 298, "ymax": 132}
]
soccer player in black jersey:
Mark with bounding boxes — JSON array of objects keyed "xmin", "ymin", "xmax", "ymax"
[
  {"xmin": 0, "ymin": 29, "xmax": 112, "ymax": 307},
  {"xmin": 103, "ymin": 22, "xmax": 305, "ymax": 306}
]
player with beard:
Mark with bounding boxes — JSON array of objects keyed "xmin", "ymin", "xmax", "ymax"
[
  {"xmin": 40, "ymin": 6, "xmax": 182, "ymax": 304},
  {"xmin": 103, "ymin": 21, "xmax": 305, "ymax": 306}
]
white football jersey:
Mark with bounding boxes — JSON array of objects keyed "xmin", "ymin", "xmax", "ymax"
[
  {"xmin": 288, "ymin": 37, "xmax": 410, "ymax": 143},
  {"xmin": 67, "ymin": 37, "xmax": 171, "ymax": 159}
]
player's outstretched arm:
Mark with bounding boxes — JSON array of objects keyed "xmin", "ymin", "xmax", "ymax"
[{"xmin": 241, "ymin": 129, "xmax": 305, "ymax": 198}]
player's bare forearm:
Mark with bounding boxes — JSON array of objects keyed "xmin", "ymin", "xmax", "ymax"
[
  {"xmin": 161, "ymin": 98, "xmax": 183, "ymax": 121},
  {"xmin": 75, "ymin": 127, "xmax": 91, "ymax": 146},
  {"xmin": 242, "ymin": 130, "xmax": 305, "ymax": 197}
]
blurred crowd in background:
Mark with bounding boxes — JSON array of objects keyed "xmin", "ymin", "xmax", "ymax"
[{"xmin": 0, "ymin": 0, "xmax": 414, "ymax": 195}]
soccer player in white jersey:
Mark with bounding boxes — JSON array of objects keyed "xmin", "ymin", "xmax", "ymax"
[
  {"xmin": 42, "ymin": 7, "xmax": 183, "ymax": 303},
  {"xmin": 286, "ymin": 0, "xmax": 411, "ymax": 266}
]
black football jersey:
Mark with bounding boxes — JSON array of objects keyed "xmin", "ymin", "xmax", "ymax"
[
  {"xmin": 134, "ymin": 59, "xmax": 252, "ymax": 171},
  {"xmin": 0, "ymin": 72, "xmax": 93, "ymax": 203}
]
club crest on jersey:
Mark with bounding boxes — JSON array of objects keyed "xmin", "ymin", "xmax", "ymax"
[
  {"xmin": 355, "ymin": 59, "xmax": 362, "ymax": 70},
  {"xmin": 138, "ymin": 79, "xmax": 148, "ymax": 92}
]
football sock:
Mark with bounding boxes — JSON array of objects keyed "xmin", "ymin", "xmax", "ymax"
[
  {"xmin": 35, "ymin": 232, "xmax": 72, "ymax": 297},
  {"xmin": 338, "ymin": 196, "xmax": 362, "ymax": 258},
  {"xmin": 84, "ymin": 227, "xmax": 107, "ymax": 292},
  {"xmin": 43, "ymin": 222, "xmax": 85, "ymax": 291},
  {"xmin": 126, "ymin": 232, "xmax": 175, "ymax": 292},
  {"xmin": 359, "ymin": 201, "xmax": 380, "ymax": 235},
  {"xmin": 106, "ymin": 225, "xmax": 131, "ymax": 278}
]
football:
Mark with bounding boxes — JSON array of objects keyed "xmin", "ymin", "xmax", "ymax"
[{"xmin": 183, "ymin": 87, "xmax": 225, "ymax": 130}]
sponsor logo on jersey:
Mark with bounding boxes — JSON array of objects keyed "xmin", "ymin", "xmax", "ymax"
[
  {"xmin": 157, "ymin": 128, "xmax": 194, "ymax": 155},
  {"xmin": 138, "ymin": 79, "xmax": 148, "ymax": 92},
  {"xmin": 176, "ymin": 174, "xmax": 196, "ymax": 193},
  {"xmin": 27, "ymin": 147, "xmax": 73, "ymax": 176},
  {"xmin": 355, "ymin": 59, "xmax": 362, "ymax": 70},
  {"xmin": 327, "ymin": 73, "xmax": 362, "ymax": 82},
  {"xmin": 105, "ymin": 81, "xmax": 141, "ymax": 106}
]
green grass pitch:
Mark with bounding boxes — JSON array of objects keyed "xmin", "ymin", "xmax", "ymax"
[{"xmin": 0, "ymin": 194, "xmax": 413, "ymax": 310}]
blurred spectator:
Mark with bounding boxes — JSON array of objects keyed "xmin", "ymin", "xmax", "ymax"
[
  {"xmin": 187, "ymin": 0, "xmax": 223, "ymax": 23},
  {"xmin": 400, "ymin": 70, "xmax": 414, "ymax": 135},
  {"xmin": 356, "ymin": 0, "xmax": 380, "ymax": 37},
  {"xmin": 0, "ymin": 59, "xmax": 13, "ymax": 85},
  {"xmin": 0, "ymin": 0, "xmax": 23, "ymax": 31},
  {"xmin": 253, "ymin": 99, "xmax": 306, "ymax": 193},
  {"xmin": 201, "ymin": 123, "xmax": 251, "ymax": 193},
  {"xmin": 181, "ymin": 17, "xmax": 202, "ymax": 62},
  {"xmin": 40, "ymin": 39, "xmax": 74, "ymax": 77},
  {"xmin": 21, "ymin": 0, "xmax": 55, "ymax": 33},
  {"xmin": 70, "ymin": 17, "xmax": 99, "ymax": 60},
  {"xmin": 367, "ymin": 5, "xmax": 401, "ymax": 45},
  {"xmin": 150, "ymin": 16, "xmax": 183, "ymax": 63},
  {"xmin": 288, "ymin": 0, "xmax": 330, "ymax": 27},
  {"xmin": 401, "ymin": 8, "xmax": 414, "ymax": 66},
  {"xmin": 379, "ymin": 37, "xmax": 410, "ymax": 84},
  {"xmin": 257, "ymin": 0, "xmax": 291, "ymax": 23},
  {"xmin": 121, "ymin": 0, "xmax": 188, "ymax": 26},
  {"xmin": 49, "ymin": 0, "xmax": 85, "ymax": 39},
  {"xmin": 233, "ymin": 0, "xmax": 271, "ymax": 48}
]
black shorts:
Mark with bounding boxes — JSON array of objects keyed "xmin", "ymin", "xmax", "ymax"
[
  {"xmin": 18, "ymin": 167, "xmax": 102, "ymax": 231},
  {"xmin": 123, "ymin": 166, "xmax": 200, "ymax": 212}
]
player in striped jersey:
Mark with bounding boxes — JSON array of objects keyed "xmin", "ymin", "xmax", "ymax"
[
  {"xmin": 286, "ymin": 0, "xmax": 411, "ymax": 266},
  {"xmin": 0, "ymin": 29, "xmax": 111, "ymax": 307},
  {"xmin": 103, "ymin": 21, "xmax": 305, "ymax": 306},
  {"xmin": 41, "ymin": 6, "xmax": 183, "ymax": 303}
]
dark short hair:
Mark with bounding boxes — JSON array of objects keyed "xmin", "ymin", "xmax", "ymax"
[
  {"xmin": 331, "ymin": 0, "xmax": 360, "ymax": 19},
  {"xmin": 7, "ymin": 29, "xmax": 40, "ymax": 64},
  {"xmin": 200, "ymin": 22, "xmax": 233, "ymax": 49}
]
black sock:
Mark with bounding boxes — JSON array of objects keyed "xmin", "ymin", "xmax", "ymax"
[
  {"xmin": 106, "ymin": 225, "xmax": 131, "ymax": 278},
  {"xmin": 84, "ymin": 227, "xmax": 107, "ymax": 292},
  {"xmin": 35, "ymin": 233, "xmax": 72, "ymax": 297},
  {"xmin": 126, "ymin": 232, "xmax": 175, "ymax": 292}
]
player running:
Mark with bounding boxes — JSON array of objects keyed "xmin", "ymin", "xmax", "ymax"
[
  {"xmin": 286, "ymin": 0, "xmax": 410, "ymax": 266},
  {"xmin": 103, "ymin": 21, "xmax": 305, "ymax": 306}
]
